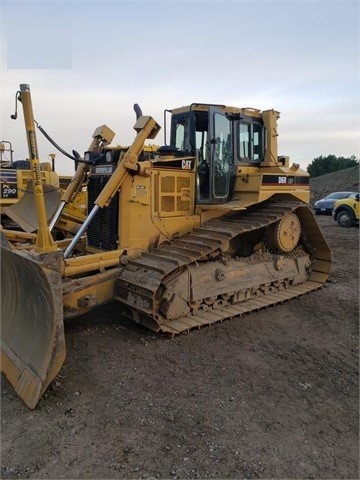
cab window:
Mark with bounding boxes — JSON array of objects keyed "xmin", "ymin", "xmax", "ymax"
[
  {"xmin": 172, "ymin": 115, "xmax": 191, "ymax": 153},
  {"xmin": 238, "ymin": 121, "xmax": 264, "ymax": 163},
  {"xmin": 239, "ymin": 123, "xmax": 250, "ymax": 158},
  {"xmin": 212, "ymin": 112, "xmax": 232, "ymax": 198}
]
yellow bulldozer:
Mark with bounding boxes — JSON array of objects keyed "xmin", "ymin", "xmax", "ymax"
[{"xmin": 1, "ymin": 84, "xmax": 331, "ymax": 409}]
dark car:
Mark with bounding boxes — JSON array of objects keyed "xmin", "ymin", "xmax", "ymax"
[{"xmin": 314, "ymin": 191, "xmax": 357, "ymax": 215}]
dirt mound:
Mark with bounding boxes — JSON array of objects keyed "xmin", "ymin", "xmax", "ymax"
[{"xmin": 310, "ymin": 166, "xmax": 359, "ymax": 202}]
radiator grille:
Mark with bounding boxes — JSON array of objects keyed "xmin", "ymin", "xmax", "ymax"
[{"xmin": 87, "ymin": 176, "xmax": 119, "ymax": 250}]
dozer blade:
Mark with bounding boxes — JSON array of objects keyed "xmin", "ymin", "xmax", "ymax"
[
  {"xmin": 1, "ymin": 243, "xmax": 65, "ymax": 409},
  {"xmin": 3, "ymin": 181, "xmax": 61, "ymax": 232}
]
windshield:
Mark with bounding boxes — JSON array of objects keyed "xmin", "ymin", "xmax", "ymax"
[{"xmin": 325, "ymin": 192, "xmax": 351, "ymax": 200}]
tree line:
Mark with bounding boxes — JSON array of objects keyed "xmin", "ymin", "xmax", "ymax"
[{"xmin": 307, "ymin": 155, "xmax": 359, "ymax": 178}]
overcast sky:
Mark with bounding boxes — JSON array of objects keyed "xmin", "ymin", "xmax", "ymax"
[{"xmin": 0, "ymin": 0, "xmax": 358, "ymax": 175}]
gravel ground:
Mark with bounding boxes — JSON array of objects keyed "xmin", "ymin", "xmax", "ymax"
[{"xmin": 1, "ymin": 214, "xmax": 359, "ymax": 480}]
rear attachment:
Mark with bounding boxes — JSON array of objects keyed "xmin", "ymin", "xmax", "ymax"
[
  {"xmin": 116, "ymin": 198, "xmax": 331, "ymax": 334},
  {"xmin": 1, "ymin": 244, "xmax": 65, "ymax": 409}
]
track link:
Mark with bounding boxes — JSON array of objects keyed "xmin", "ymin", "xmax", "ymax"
[{"xmin": 115, "ymin": 197, "xmax": 331, "ymax": 334}]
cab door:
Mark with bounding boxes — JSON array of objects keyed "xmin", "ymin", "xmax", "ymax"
[{"xmin": 208, "ymin": 108, "xmax": 233, "ymax": 202}]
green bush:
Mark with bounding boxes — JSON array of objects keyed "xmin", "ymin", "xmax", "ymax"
[{"xmin": 307, "ymin": 155, "xmax": 359, "ymax": 178}]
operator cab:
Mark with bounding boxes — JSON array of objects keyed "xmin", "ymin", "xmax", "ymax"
[{"xmin": 164, "ymin": 103, "xmax": 265, "ymax": 204}]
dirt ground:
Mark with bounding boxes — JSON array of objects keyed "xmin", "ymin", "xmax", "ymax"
[{"xmin": 1, "ymin": 213, "xmax": 359, "ymax": 480}]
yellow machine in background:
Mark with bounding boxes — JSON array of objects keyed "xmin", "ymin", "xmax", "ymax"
[
  {"xmin": 0, "ymin": 128, "xmax": 114, "ymax": 241},
  {"xmin": 0, "ymin": 144, "xmax": 60, "ymax": 214},
  {"xmin": 1, "ymin": 84, "xmax": 331, "ymax": 409}
]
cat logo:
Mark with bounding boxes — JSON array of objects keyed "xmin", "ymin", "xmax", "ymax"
[{"xmin": 182, "ymin": 159, "xmax": 192, "ymax": 170}]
